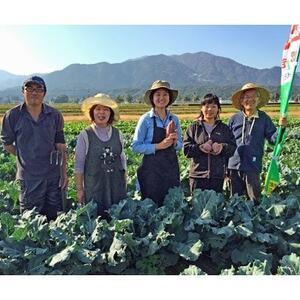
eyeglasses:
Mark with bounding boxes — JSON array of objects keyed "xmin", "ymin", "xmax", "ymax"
[{"xmin": 24, "ymin": 87, "xmax": 45, "ymax": 93}]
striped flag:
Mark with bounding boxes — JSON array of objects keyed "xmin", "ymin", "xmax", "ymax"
[{"xmin": 264, "ymin": 25, "xmax": 300, "ymax": 194}]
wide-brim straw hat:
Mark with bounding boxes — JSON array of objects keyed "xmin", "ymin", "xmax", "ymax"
[
  {"xmin": 81, "ymin": 93, "xmax": 120, "ymax": 123},
  {"xmin": 144, "ymin": 80, "xmax": 178, "ymax": 106},
  {"xmin": 231, "ymin": 82, "xmax": 270, "ymax": 110}
]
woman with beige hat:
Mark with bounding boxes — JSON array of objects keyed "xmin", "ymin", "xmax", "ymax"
[
  {"xmin": 74, "ymin": 93, "xmax": 127, "ymax": 217},
  {"xmin": 132, "ymin": 80, "xmax": 183, "ymax": 206},
  {"xmin": 227, "ymin": 83, "xmax": 287, "ymax": 203}
]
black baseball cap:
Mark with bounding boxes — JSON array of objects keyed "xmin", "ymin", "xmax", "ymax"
[{"xmin": 22, "ymin": 76, "xmax": 47, "ymax": 93}]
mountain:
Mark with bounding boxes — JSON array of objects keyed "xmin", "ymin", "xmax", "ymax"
[
  {"xmin": 0, "ymin": 51, "xmax": 299, "ymax": 102},
  {"xmin": 0, "ymin": 70, "xmax": 26, "ymax": 90},
  {"xmin": 171, "ymin": 52, "xmax": 282, "ymax": 85},
  {"xmin": 44, "ymin": 54, "xmax": 199, "ymax": 94}
]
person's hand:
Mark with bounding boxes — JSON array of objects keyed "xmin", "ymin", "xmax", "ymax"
[
  {"xmin": 168, "ymin": 132, "xmax": 178, "ymax": 146},
  {"xmin": 156, "ymin": 136, "xmax": 175, "ymax": 150},
  {"xmin": 59, "ymin": 176, "xmax": 68, "ymax": 189},
  {"xmin": 77, "ymin": 189, "xmax": 85, "ymax": 204},
  {"xmin": 211, "ymin": 142, "xmax": 223, "ymax": 155},
  {"xmin": 199, "ymin": 140, "xmax": 212, "ymax": 153},
  {"xmin": 279, "ymin": 117, "xmax": 287, "ymax": 127}
]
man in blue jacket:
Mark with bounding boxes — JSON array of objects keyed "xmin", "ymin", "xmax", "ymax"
[{"xmin": 228, "ymin": 83, "xmax": 287, "ymax": 203}]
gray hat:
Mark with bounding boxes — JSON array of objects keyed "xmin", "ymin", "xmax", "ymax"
[
  {"xmin": 231, "ymin": 82, "xmax": 270, "ymax": 110},
  {"xmin": 144, "ymin": 80, "xmax": 178, "ymax": 106}
]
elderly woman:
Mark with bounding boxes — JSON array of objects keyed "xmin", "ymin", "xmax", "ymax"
[
  {"xmin": 132, "ymin": 80, "xmax": 183, "ymax": 206},
  {"xmin": 228, "ymin": 83, "xmax": 287, "ymax": 202},
  {"xmin": 75, "ymin": 93, "xmax": 127, "ymax": 217}
]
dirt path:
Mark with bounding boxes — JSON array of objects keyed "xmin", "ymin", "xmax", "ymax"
[
  {"xmin": 62, "ymin": 111, "xmax": 300, "ymax": 122},
  {"xmin": 1, "ymin": 111, "xmax": 299, "ymax": 123}
]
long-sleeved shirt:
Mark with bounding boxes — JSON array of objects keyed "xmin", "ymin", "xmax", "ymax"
[
  {"xmin": 75, "ymin": 123, "xmax": 127, "ymax": 174},
  {"xmin": 183, "ymin": 119, "xmax": 236, "ymax": 179},
  {"xmin": 228, "ymin": 110, "xmax": 277, "ymax": 172},
  {"xmin": 132, "ymin": 108, "xmax": 183, "ymax": 154}
]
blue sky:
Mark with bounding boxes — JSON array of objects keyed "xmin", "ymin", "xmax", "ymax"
[{"xmin": 0, "ymin": 25, "xmax": 292, "ymax": 75}]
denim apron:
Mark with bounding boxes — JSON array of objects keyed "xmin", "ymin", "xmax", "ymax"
[{"xmin": 137, "ymin": 117, "xmax": 180, "ymax": 206}]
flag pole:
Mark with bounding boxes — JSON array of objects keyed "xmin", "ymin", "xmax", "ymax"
[{"xmin": 264, "ymin": 25, "xmax": 300, "ymax": 195}]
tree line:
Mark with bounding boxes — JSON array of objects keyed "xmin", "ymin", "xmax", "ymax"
[{"xmin": 1, "ymin": 86, "xmax": 300, "ymax": 104}]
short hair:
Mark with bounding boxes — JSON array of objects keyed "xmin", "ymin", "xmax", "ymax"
[
  {"xmin": 89, "ymin": 104, "xmax": 115, "ymax": 124},
  {"xmin": 198, "ymin": 93, "xmax": 221, "ymax": 120},
  {"xmin": 201, "ymin": 93, "xmax": 221, "ymax": 108}
]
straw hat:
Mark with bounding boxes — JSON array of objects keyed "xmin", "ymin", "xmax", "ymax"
[
  {"xmin": 144, "ymin": 80, "xmax": 178, "ymax": 106},
  {"xmin": 81, "ymin": 93, "xmax": 120, "ymax": 122},
  {"xmin": 231, "ymin": 83, "xmax": 270, "ymax": 110}
]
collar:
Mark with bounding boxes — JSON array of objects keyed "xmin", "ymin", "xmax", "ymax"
[
  {"xmin": 92, "ymin": 123, "xmax": 112, "ymax": 134},
  {"xmin": 242, "ymin": 110, "xmax": 259, "ymax": 119},
  {"xmin": 198, "ymin": 118, "xmax": 221, "ymax": 126},
  {"xmin": 42, "ymin": 103, "xmax": 51, "ymax": 114},
  {"xmin": 19, "ymin": 102, "xmax": 50, "ymax": 114},
  {"xmin": 19, "ymin": 102, "xmax": 26, "ymax": 111},
  {"xmin": 149, "ymin": 108, "xmax": 170, "ymax": 119}
]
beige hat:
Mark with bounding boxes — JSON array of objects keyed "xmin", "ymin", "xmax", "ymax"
[
  {"xmin": 81, "ymin": 93, "xmax": 120, "ymax": 122},
  {"xmin": 144, "ymin": 80, "xmax": 178, "ymax": 106},
  {"xmin": 231, "ymin": 82, "xmax": 270, "ymax": 110}
]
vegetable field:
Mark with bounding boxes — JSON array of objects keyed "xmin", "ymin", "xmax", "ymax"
[{"xmin": 0, "ymin": 118, "xmax": 300, "ymax": 275}]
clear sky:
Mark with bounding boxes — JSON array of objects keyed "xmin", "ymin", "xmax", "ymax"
[{"xmin": 0, "ymin": 25, "xmax": 292, "ymax": 75}]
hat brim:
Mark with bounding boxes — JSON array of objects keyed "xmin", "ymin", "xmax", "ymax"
[
  {"xmin": 144, "ymin": 88, "xmax": 178, "ymax": 106},
  {"xmin": 231, "ymin": 86, "xmax": 270, "ymax": 110},
  {"xmin": 23, "ymin": 79, "xmax": 47, "ymax": 93},
  {"xmin": 81, "ymin": 96, "xmax": 120, "ymax": 123}
]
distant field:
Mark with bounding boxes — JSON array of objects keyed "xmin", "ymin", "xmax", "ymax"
[{"xmin": 1, "ymin": 103, "xmax": 300, "ymax": 121}]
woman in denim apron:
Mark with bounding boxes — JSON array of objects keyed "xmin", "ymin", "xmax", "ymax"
[{"xmin": 132, "ymin": 80, "xmax": 183, "ymax": 206}]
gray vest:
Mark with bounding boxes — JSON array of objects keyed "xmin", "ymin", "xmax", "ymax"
[{"xmin": 84, "ymin": 126, "xmax": 127, "ymax": 216}]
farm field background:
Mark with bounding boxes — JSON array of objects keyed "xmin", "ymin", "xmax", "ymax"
[
  {"xmin": 0, "ymin": 105, "xmax": 299, "ymax": 275},
  {"xmin": 1, "ymin": 103, "xmax": 300, "ymax": 122}
]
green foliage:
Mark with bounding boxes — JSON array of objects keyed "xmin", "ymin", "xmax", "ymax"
[
  {"xmin": 0, "ymin": 188, "xmax": 299, "ymax": 275},
  {"xmin": 277, "ymin": 253, "xmax": 300, "ymax": 275},
  {"xmin": 0, "ymin": 119, "xmax": 299, "ymax": 274},
  {"xmin": 180, "ymin": 265, "xmax": 207, "ymax": 275}
]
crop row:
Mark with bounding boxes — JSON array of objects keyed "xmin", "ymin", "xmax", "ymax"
[{"xmin": 0, "ymin": 118, "xmax": 299, "ymax": 274}]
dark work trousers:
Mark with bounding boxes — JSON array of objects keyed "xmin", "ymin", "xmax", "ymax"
[
  {"xmin": 19, "ymin": 177, "xmax": 62, "ymax": 221},
  {"xmin": 228, "ymin": 169, "xmax": 261, "ymax": 202},
  {"xmin": 137, "ymin": 117, "xmax": 180, "ymax": 206},
  {"xmin": 189, "ymin": 177, "xmax": 223, "ymax": 194}
]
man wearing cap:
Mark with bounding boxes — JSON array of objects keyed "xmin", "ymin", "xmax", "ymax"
[
  {"xmin": 0, "ymin": 76, "xmax": 67, "ymax": 221},
  {"xmin": 227, "ymin": 82, "xmax": 287, "ymax": 202}
]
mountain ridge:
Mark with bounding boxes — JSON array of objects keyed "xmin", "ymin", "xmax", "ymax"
[{"xmin": 0, "ymin": 51, "xmax": 299, "ymax": 102}]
